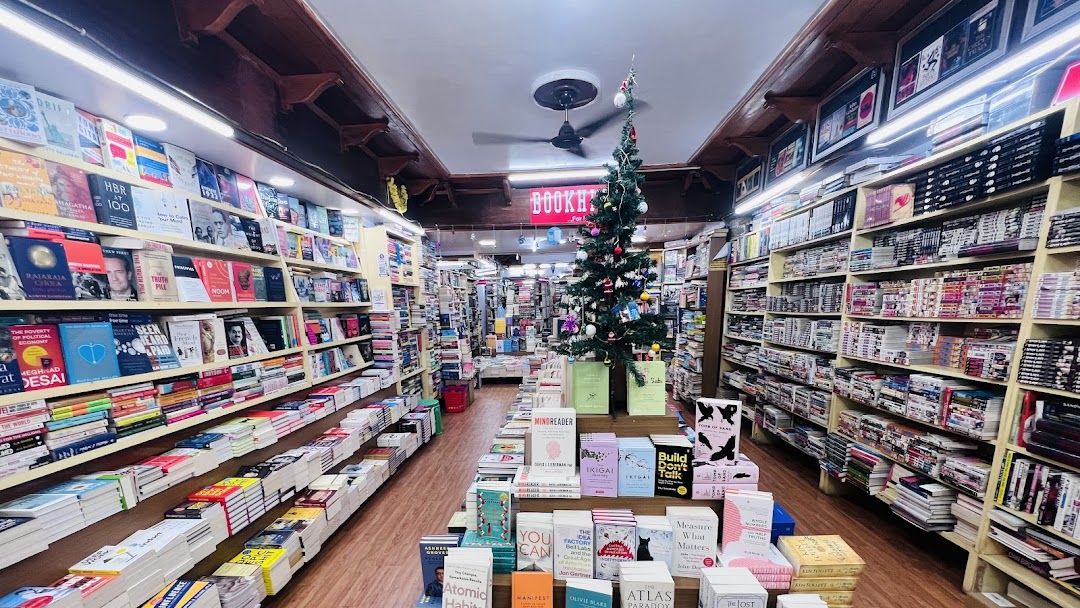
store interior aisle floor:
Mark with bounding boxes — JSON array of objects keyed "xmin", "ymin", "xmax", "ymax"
[{"xmin": 270, "ymin": 386, "xmax": 971, "ymax": 608}]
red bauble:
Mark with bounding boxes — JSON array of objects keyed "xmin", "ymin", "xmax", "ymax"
[
  {"xmin": 614, "ymin": 246, "xmax": 624, "ymax": 255},
  {"xmin": 608, "ymin": 331, "xmax": 616, "ymax": 343},
  {"xmin": 630, "ymin": 126, "xmax": 637, "ymax": 142},
  {"xmin": 602, "ymin": 278, "xmax": 614, "ymax": 295}
]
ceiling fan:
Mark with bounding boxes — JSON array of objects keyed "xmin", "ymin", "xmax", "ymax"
[{"xmin": 472, "ymin": 81, "xmax": 647, "ymax": 158}]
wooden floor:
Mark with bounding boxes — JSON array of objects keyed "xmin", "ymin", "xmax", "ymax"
[{"xmin": 268, "ymin": 387, "xmax": 970, "ymax": 608}]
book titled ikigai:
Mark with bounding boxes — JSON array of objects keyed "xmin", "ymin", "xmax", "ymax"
[
  {"xmin": 529, "ymin": 408, "xmax": 576, "ymax": 475},
  {"xmin": 721, "ymin": 489, "xmax": 774, "ymax": 560},
  {"xmin": 618, "ymin": 437, "xmax": 655, "ymax": 497},
  {"xmin": 695, "ymin": 398, "xmax": 741, "ymax": 463},
  {"xmin": 579, "ymin": 432, "xmax": 618, "ymax": 497}
]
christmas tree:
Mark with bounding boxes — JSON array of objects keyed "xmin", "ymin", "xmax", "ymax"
[{"xmin": 556, "ymin": 69, "xmax": 667, "ymax": 386}]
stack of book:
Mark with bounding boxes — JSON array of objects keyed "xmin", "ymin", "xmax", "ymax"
[
  {"xmin": 778, "ymin": 536, "xmax": 865, "ymax": 606},
  {"xmin": 951, "ymin": 493, "xmax": 985, "ymax": 545},
  {"xmin": 579, "ymin": 433, "xmax": 618, "ymax": 497},
  {"xmin": 69, "ymin": 545, "xmax": 164, "ymax": 606},
  {"xmin": 512, "ymin": 466, "xmax": 581, "ymax": 499},
  {"xmin": 593, "ymin": 509, "xmax": 637, "ymax": 579},
  {"xmin": 1022, "ymin": 394, "xmax": 1080, "ymax": 468},
  {"xmin": 442, "ymin": 547, "xmax": 493, "ymax": 607},
  {"xmin": 51, "ymin": 572, "xmax": 130, "ymax": 608},
  {"xmin": 187, "ymin": 484, "xmax": 248, "ymax": 536},
  {"xmin": 717, "ymin": 544, "xmax": 794, "ymax": 590},
  {"xmin": 142, "ymin": 580, "xmax": 222, "ymax": 608},
  {"xmin": 43, "ymin": 478, "xmax": 124, "ymax": 526},
  {"xmin": 890, "ymin": 475, "xmax": 958, "ymax": 532},
  {"xmin": 120, "ymin": 526, "xmax": 195, "ymax": 583},
  {"xmin": 245, "ymin": 529, "xmax": 304, "ymax": 574},
  {"xmin": 200, "ymin": 568, "xmax": 266, "ymax": 608},
  {"xmin": 566, "ymin": 578, "xmax": 612, "ymax": 607},
  {"xmin": 273, "ymin": 506, "xmax": 329, "ymax": 563},
  {"xmin": 0, "ymin": 588, "xmax": 84, "ymax": 608},
  {"xmin": 844, "ymin": 444, "xmax": 890, "ymax": 495},
  {"xmin": 776, "ymin": 594, "xmax": 829, "ymax": 608},
  {"xmin": 0, "ymin": 515, "xmax": 44, "ymax": 570},
  {"xmin": 154, "ymin": 513, "xmax": 223, "ymax": 562},
  {"xmin": 699, "ymin": 567, "xmax": 768, "ymax": 607},
  {"xmin": 618, "ymin": 561, "xmax": 675, "ymax": 605},
  {"xmin": 227, "ymin": 548, "xmax": 292, "ymax": 595},
  {"xmin": 0, "ymin": 493, "xmax": 84, "ymax": 544},
  {"xmin": 988, "ymin": 510, "xmax": 1080, "ymax": 591}
]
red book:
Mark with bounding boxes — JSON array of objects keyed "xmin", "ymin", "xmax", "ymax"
[
  {"xmin": 59, "ymin": 240, "xmax": 106, "ymax": 273},
  {"xmin": 192, "ymin": 258, "xmax": 233, "ymax": 302},
  {"xmin": 229, "ymin": 261, "xmax": 255, "ymax": 302},
  {"xmin": 9, "ymin": 324, "xmax": 67, "ymax": 391},
  {"xmin": 45, "ymin": 162, "xmax": 97, "ymax": 223}
]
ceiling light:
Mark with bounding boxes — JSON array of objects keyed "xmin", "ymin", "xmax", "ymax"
[
  {"xmin": 868, "ymin": 21, "xmax": 1080, "ymax": 145},
  {"xmin": 478, "ymin": 239, "xmax": 497, "ymax": 247},
  {"xmin": 734, "ymin": 170, "xmax": 812, "ymax": 216},
  {"xmin": 341, "ymin": 208, "xmax": 360, "ymax": 216},
  {"xmin": 507, "ymin": 167, "xmax": 608, "ymax": 185},
  {"xmin": 268, "ymin": 176, "xmax": 295, "ymax": 188},
  {"xmin": 632, "ymin": 234, "xmax": 647, "ymax": 243},
  {"xmin": 124, "ymin": 115, "xmax": 167, "ymax": 132},
  {"xmin": 0, "ymin": 7, "xmax": 234, "ymax": 138}
]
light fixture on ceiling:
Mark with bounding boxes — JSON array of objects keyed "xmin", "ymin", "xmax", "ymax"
[
  {"xmin": 734, "ymin": 170, "xmax": 813, "ymax": 216},
  {"xmin": 868, "ymin": 21, "xmax": 1080, "ymax": 145},
  {"xmin": 341, "ymin": 208, "xmax": 360, "ymax": 216},
  {"xmin": 268, "ymin": 176, "xmax": 295, "ymax": 188},
  {"xmin": 124, "ymin": 115, "xmax": 167, "ymax": 132},
  {"xmin": 478, "ymin": 239, "xmax": 497, "ymax": 247},
  {"xmin": 0, "ymin": 6, "xmax": 234, "ymax": 138},
  {"xmin": 506, "ymin": 167, "xmax": 608, "ymax": 185},
  {"xmin": 632, "ymin": 234, "xmax": 647, "ymax": 243}
]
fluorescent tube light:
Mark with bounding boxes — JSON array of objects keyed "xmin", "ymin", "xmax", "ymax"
[
  {"xmin": 507, "ymin": 167, "xmax": 607, "ymax": 185},
  {"xmin": 341, "ymin": 208, "xmax": 360, "ymax": 216},
  {"xmin": 478, "ymin": 239, "xmax": 497, "ymax": 247},
  {"xmin": 868, "ymin": 21, "xmax": 1080, "ymax": 145},
  {"xmin": 734, "ymin": 171, "xmax": 808, "ymax": 216},
  {"xmin": 124, "ymin": 115, "xmax": 166, "ymax": 132},
  {"xmin": 0, "ymin": 6, "xmax": 234, "ymax": 138}
]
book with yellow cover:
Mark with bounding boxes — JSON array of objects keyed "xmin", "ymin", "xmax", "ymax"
[
  {"xmin": 787, "ymin": 575, "xmax": 860, "ymax": 592},
  {"xmin": 0, "ymin": 151, "xmax": 58, "ymax": 216},
  {"xmin": 283, "ymin": 507, "xmax": 326, "ymax": 520},
  {"xmin": 777, "ymin": 535, "xmax": 865, "ymax": 578},
  {"xmin": 211, "ymin": 562, "xmax": 261, "ymax": 578},
  {"xmin": 512, "ymin": 571, "xmax": 553, "ymax": 608}
]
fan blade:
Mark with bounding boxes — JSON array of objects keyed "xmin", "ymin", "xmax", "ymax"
[
  {"xmin": 472, "ymin": 132, "xmax": 551, "ymax": 145},
  {"xmin": 576, "ymin": 99, "xmax": 651, "ymax": 139},
  {"xmin": 566, "ymin": 144, "xmax": 587, "ymax": 158}
]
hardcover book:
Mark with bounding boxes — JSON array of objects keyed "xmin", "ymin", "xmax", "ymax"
[
  {"xmin": 0, "ymin": 78, "xmax": 47, "ymax": 146},
  {"xmin": 265, "ymin": 267, "xmax": 287, "ymax": 301},
  {"xmin": 193, "ymin": 258, "xmax": 233, "ymax": 302},
  {"xmin": 35, "ymin": 92, "xmax": 79, "ymax": 159},
  {"xmin": 58, "ymin": 322, "xmax": 120, "ymax": 385},
  {"xmin": 0, "ymin": 151, "xmax": 57, "ymax": 217},
  {"xmin": 10, "ymin": 324, "xmax": 66, "ymax": 391},
  {"xmin": 45, "ymin": 162, "xmax": 96, "ymax": 222},
  {"xmin": 255, "ymin": 183, "xmax": 278, "ymax": 219},
  {"xmin": 189, "ymin": 200, "xmax": 248, "ymax": 249},
  {"xmin": 776, "ymin": 535, "xmax": 866, "ymax": 578},
  {"xmin": 132, "ymin": 188, "xmax": 193, "ymax": 239},
  {"xmin": 511, "ymin": 571, "xmax": 553, "ymax": 608},
  {"xmin": 234, "ymin": 173, "xmax": 261, "ymax": 214},
  {"xmin": 86, "ymin": 174, "xmax": 137, "ymax": 230},
  {"xmin": 230, "ymin": 262, "xmax": 256, "ymax": 302},
  {"xmin": 633, "ymin": 516, "xmax": 673, "ymax": 569},
  {"xmin": 626, "ymin": 361, "xmax": 666, "ymax": 415},
  {"xmin": 215, "ymin": 165, "xmax": 239, "ymax": 208},
  {"xmin": 240, "ymin": 218, "xmax": 265, "ymax": 252},
  {"xmin": 571, "ymin": 362, "xmax": 608, "ymax": 414},
  {"xmin": 101, "ymin": 247, "xmax": 137, "ymax": 301},
  {"xmin": 195, "ymin": 159, "xmax": 220, "ymax": 202},
  {"xmin": 132, "ymin": 133, "xmax": 172, "ymax": 187},
  {"xmin": 163, "ymin": 143, "xmax": 199, "ymax": 195},
  {"xmin": 60, "ymin": 239, "xmax": 109, "ymax": 300},
  {"xmin": 274, "ymin": 192, "xmax": 290, "ymax": 222},
  {"xmin": 111, "ymin": 314, "xmax": 179, "ymax": 375},
  {"xmin": 8, "ymin": 236, "xmax": 76, "ymax": 299},
  {"xmin": 529, "ymin": 408, "xmax": 576, "ymax": 474},
  {"xmin": 75, "ymin": 109, "xmax": 102, "ymax": 165},
  {"xmin": 252, "ymin": 266, "xmax": 266, "ymax": 301},
  {"xmin": 172, "ymin": 255, "xmax": 211, "ymax": 302},
  {"xmin": 132, "ymin": 249, "xmax": 177, "ymax": 302},
  {"xmin": 96, "ymin": 118, "xmax": 137, "ymax": 176},
  {"xmin": 695, "ymin": 398, "xmax": 741, "ymax": 464},
  {"xmin": 258, "ymin": 218, "xmax": 278, "ymax": 256},
  {"xmin": 0, "ymin": 236, "xmax": 27, "ymax": 300},
  {"xmin": 287, "ymin": 196, "xmax": 302, "ymax": 226}
]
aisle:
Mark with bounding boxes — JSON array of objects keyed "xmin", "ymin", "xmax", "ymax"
[{"xmin": 267, "ymin": 385, "xmax": 516, "ymax": 608}]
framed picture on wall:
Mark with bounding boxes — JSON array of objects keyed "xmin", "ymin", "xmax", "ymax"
[
  {"xmin": 765, "ymin": 122, "xmax": 810, "ymax": 186},
  {"xmin": 889, "ymin": 0, "xmax": 1015, "ymax": 117},
  {"xmin": 733, "ymin": 157, "xmax": 763, "ymax": 203},
  {"xmin": 1023, "ymin": 0, "xmax": 1080, "ymax": 41},
  {"xmin": 813, "ymin": 67, "xmax": 886, "ymax": 162}
]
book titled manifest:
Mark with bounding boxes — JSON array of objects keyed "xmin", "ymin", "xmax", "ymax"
[
  {"xmin": 0, "ymin": 78, "xmax": 47, "ymax": 146},
  {"xmin": 10, "ymin": 324, "xmax": 66, "ymax": 391}
]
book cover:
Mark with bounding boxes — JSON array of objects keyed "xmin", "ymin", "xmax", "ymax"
[
  {"xmin": 326, "ymin": 209, "xmax": 343, "ymax": 236},
  {"xmin": 86, "ymin": 174, "xmax": 137, "ymax": 230},
  {"xmin": 617, "ymin": 439, "xmax": 655, "ymax": 497},
  {"xmin": 571, "ymin": 362, "xmax": 608, "ymax": 414},
  {"xmin": 234, "ymin": 173, "xmax": 261, "ymax": 214},
  {"xmin": 227, "ymin": 214, "xmax": 251, "ymax": 250},
  {"xmin": 215, "ymin": 165, "xmax": 239, "ymax": 208},
  {"xmin": 565, "ymin": 585, "xmax": 611, "ymax": 608},
  {"xmin": 195, "ymin": 159, "xmax": 220, "ymax": 202},
  {"xmin": 594, "ymin": 521, "xmax": 636, "ymax": 580},
  {"xmin": 529, "ymin": 408, "xmax": 576, "ymax": 474},
  {"xmin": 10, "ymin": 324, "xmax": 66, "ymax": 391},
  {"xmin": 274, "ymin": 193, "xmax": 290, "ymax": 222},
  {"xmin": 35, "ymin": 92, "xmax": 79, "ymax": 160},
  {"xmin": 512, "ymin": 571, "xmax": 553, "ymax": 608},
  {"xmin": 163, "ymin": 142, "xmax": 199, "ymax": 195},
  {"xmin": 0, "ymin": 151, "xmax": 57, "ymax": 217},
  {"xmin": 579, "ymin": 437, "xmax": 618, "ymax": 497},
  {"xmin": 695, "ymin": 398, "xmax": 741, "ymax": 463},
  {"xmin": 654, "ymin": 441, "xmax": 692, "ymax": 498},
  {"xmin": 255, "ymin": 182, "xmax": 278, "ymax": 219},
  {"xmin": 0, "ymin": 78, "xmax": 47, "ymax": 146},
  {"xmin": 60, "ymin": 239, "xmax": 109, "ymax": 300},
  {"xmin": 132, "ymin": 133, "xmax": 171, "ymax": 187},
  {"xmin": 75, "ymin": 109, "xmax": 103, "ymax": 166},
  {"xmin": 776, "ymin": 535, "xmax": 866, "ymax": 578},
  {"xmin": 45, "ymin": 162, "xmax": 96, "ymax": 223},
  {"xmin": 8, "ymin": 237, "xmax": 76, "ymax": 299},
  {"xmin": 633, "ymin": 518, "xmax": 672, "ymax": 568},
  {"xmin": 721, "ymin": 490, "xmax": 773, "ymax": 559},
  {"xmin": 172, "ymin": 255, "xmax": 210, "ymax": 302},
  {"xmin": 258, "ymin": 218, "xmax": 278, "ymax": 255},
  {"xmin": 193, "ymin": 258, "xmax": 233, "ymax": 302},
  {"xmin": 0, "ymin": 236, "xmax": 27, "ymax": 300},
  {"xmin": 101, "ymin": 247, "xmax": 137, "ymax": 301},
  {"xmin": 265, "ymin": 267, "xmax": 286, "ymax": 301},
  {"xmin": 0, "ymin": 587, "xmax": 83, "ymax": 607},
  {"xmin": 553, "ymin": 514, "xmax": 593, "ymax": 580},
  {"xmin": 230, "ymin": 262, "xmax": 256, "ymax": 302},
  {"xmin": 0, "ymin": 323, "xmax": 25, "ymax": 395},
  {"xmin": 252, "ymin": 265, "xmax": 266, "ymax": 301},
  {"xmin": 165, "ymin": 318, "xmax": 204, "ymax": 368},
  {"xmin": 112, "ymin": 317, "xmax": 178, "ymax": 375},
  {"xmin": 58, "ymin": 322, "xmax": 119, "ymax": 384},
  {"xmin": 516, "ymin": 517, "xmax": 553, "ymax": 571},
  {"xmin": 239, "ymin": 218, "xmax": 265, "ymax": 252},
  {"xmin": 132, "ymin": 249, "xmax": 177, "ymax": 302},
  {"xmin": 96, "ymin": 118, "xmax": 137, "ymax": 176},
  {"xmin": 132, "ymin": 188, "xmax": 193, "ymax": 239},
  {"xmin": 626, "ymin": 361, "xmax": 666, "ymax": 415},
  {"xmin": 225, "ymin": 319, "xmax": 248, "ymax": 359},
  {"xmin": 287, "ymin": 196, "xmax": 302, "ymax": 226},
  {"xmin": 476, "ymin": 486, "xmax": 512, "ymax": 544}
]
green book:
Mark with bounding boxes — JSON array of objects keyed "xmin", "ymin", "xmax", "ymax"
[
  {"xmin": 571, "ymin": 362, "xmax": 609, "ymax": 414},
  {"xmin": 627, "ymin": 360, "xmax": 667, "ymax": 415}
]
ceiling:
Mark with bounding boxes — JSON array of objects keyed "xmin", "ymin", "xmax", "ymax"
[
  {"xmin": 434, "ymin": 220, "xmax": 707, "ymax": 258},
  {"xmin": 302, "ymin": 0, "xmax": 827, "ymax": 175}
]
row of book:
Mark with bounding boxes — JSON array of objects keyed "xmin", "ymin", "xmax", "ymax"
[
  {"xmin": 1018, "ymin": 339, "xmax": 1080, "ymax": 395},
  {"xmin": 729, "ymin": 262, "xmax": 767, "ymax": 289},
  {"xmin": 845, "ymin": 263, "xmax": 1033, "ymax": 320},
  {"xmin": 765, "ymin": 190, "xmax": 856, "ymax": 251},
  {"xmin": 766, "ymin": 280, "xmax": 844, "ymax": 315},
  {"xmin": 1016, "ymin": 392, "xmax": 1080, "ymax": 470},
  {"xmin": 291, "ymin": 271, "xmax": 370, "ymax": 304},
  {"xmin": 997, "ymin": 451, "xmax": 1080, "ymax": 541},
  {"xmin": 988, "ymin": 508, "xmax": 1079, "ymax": 597},
  {"xmin": 780, "ymin": 240, "xmax": 849, "ymax": 279},
  {"xmin": 763, "ymin": 317, "xmax": 841, "ymax": 354}
]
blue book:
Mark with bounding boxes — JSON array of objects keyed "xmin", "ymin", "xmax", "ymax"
[
  {"xmin": 415, "ymin": 593, "xmax": 440, "ymax": 608},
  {"xmin": 265, "ymin": 267, "xmax": 287, "ymax": 301},
  {"xmin": 7, "ymin": 237, "xmax": 76, "ymax": 300},
  {"xmin": 175, "ymin": 432, "xmax": 225, "ymax": 449},
  {"xmin": 45, "ymin": 410, "xmax": 108, "ymax": 431},
  {"xmin": 215, "ymin": 164, "xmax": 238, "ymax": 208},
  {"xmin": 86, "ymin": 175, "xmax": 137, "ymax": 230},
  {"xmin": 42, "ymin": 478, "xmax": 116, "ymax": 498},
  {"xmin": 132, "ymin": 134, "xmax": 171, "ymax": 186},
  {"xmin": 109, "ymin": 314, "xmax": 179, "ymax": 375},
  {"xmin": 327, "ymin": 209, "xmax": 343, "ymax": 236},
  {"xmin": 0, "ymin": 321, "xmax": 25, "ymax": 395},
  {"xmin": 252, "ymin": 266, "xmax": 267, "ymax": 301},
  {"xmin": 565, "ymin": 585, "xmax": 613, "ymax": 608},
  {"xmin": 195, "ymin": 159, "xmax": 220, "ymax": 202},
  {"xmin": 49, "ymin": 430, "xmax": 116, "ymax": 461},
  {"xmin": 59, "ymin": 322, "xmax": 120, "ymax": 384},
  {"xmin": 419, "ymin": 535, "xmax": 459, "ymax": 600},
  {"xmin": 617, "ymin": 438, "xmax": 656, "ymax": 497}
]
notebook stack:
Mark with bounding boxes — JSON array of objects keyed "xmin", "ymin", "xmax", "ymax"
[
  {"xmin": 0, "ymin": 516, "xmax": 45, "ymax": 570},
  {"xmin": 512, "ymin": 465, "xmax": 581, "ymax": 498},
  {"xmin": 778, "ymin": 535, "xmax": 865, "ymax": 607},
  {"xmin": 0, "ymin": 493, "xmax": 84, "ymax": 544},
  {"xmin": 69, "ymin": 545, "xmax": 164, "ymax": 606},
  {"xmin": 699, "ymin": 567, "xmax": 768, "ymax": 608},
  {"xmin": 51, "ymin": 572, "xmax": 130, "ymax": 608},
  {"xmin": 200, "ymin": 569, "xmax": 266, "ymax": 608},
  {"xmin": 187, "ymin": 484, "xmax": 249, "ymax": 536},
  {"xmin": 44, "ymin": 479, "xmax": 124, "ymax": 526},
  {"xmin": 227, "ymin": 548, "xmax": 293, "ymax": 595},
  {"xmin": 151, "ymin": 515, "xmax": 220, "ymax": 563},
  {"xmin": 143, "ymin": 580, "xmax": 222, "ymax": 608},
  {"xmin": 0, "ymin": 588, "xmax": 83, "ymax": 608},
  {"xmin": 120, "ymin": 525, "xmax": 195, "ymax": 583}
]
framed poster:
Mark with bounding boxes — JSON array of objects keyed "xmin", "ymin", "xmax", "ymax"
[
  {"xmin": 765, "ymin": 122, "xmax": 810, "ymax": 186},
  {"xmin": 733, "ymin": 157, "xmax": 763, "ymax": 203},
  {"xmin": 1023, "ymin": 0, "xmax": 1080, "ymax": 41},
  {"xmin": 889, "ymin": 0, "xmax": 1014, "ymax": 117},
  {"xmin": 814, "ymin": 67, "xmax": 885, "ymax": 162}
]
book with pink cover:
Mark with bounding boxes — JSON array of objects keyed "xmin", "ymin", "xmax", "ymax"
[
  {"xmin": 721, "ymin": 489, "xmax": 774, "ymax": 559},
  {"xmin": 718, "ymin": 542, "xmax": 794, "ymax": 577}
]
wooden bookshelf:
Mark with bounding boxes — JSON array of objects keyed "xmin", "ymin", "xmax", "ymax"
[{"xmin": 576, "ymin": 410, "xmax": 682, "ymax": 436}]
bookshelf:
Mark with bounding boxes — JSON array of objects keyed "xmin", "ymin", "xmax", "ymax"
[{"xmin": 718, "ymin": 100, "xmax": 1080, "ymax": 606}]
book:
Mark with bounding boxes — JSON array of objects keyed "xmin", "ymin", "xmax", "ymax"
[
  {"xmin": 189, "ymin": 200, "xmax": 247, "ymax": 249},
  {"xmin": 58, "ymin": 322, "xmax": 120, "ymax": 385},
  {"xmin": 665, "ymin": 506, "xmax": 718, "ymax": 577},
  {"xmin": 132, "ymin": 249, "xmax": 177, "ymax": 302},
  {"xmin": 695, "ymin": 398, "xmax": 741, "ymax": 463},
  {"xmin": 8, "ymin": 236, "xmax": 76, "ymax": 299},
  {"xmin": 776, "ymin": 535, "xmax": 866, "ymax": 578},
  {"xmin": 132, "ymin": 133, "xmax": 172, "ymax": 187},
  {"xmin": 10, "ymin": 324, "xmax": 66, "ymax": 391},
  {"xmin": 172, "ymin": 255, "xmax": 211, "ymax": 302},
  {"xmin": 721, "ymin": 489, "xmax": 774, "ymax": 559},
  {"xmin": 571, "ymin": 362, "xmax": 608, "ymax": 414},
  {"xmin": 215, "ymin": 165, "xmax": 239, "ymax": 209},
  {"xmin": 579, "ymin": 433, "xmax": 618, "ymax": 497},
  {"xmin": 265, "ymin": 267, "xmax": 286, "ymax": 301},
  {"xmin": 101, "ymin": 247, "xmax": 137, "ymax": 301},
  {"xmin": 651, "ymin": 435, "xmax": 692, "ymax": 498},
  {"xmin": 0, "ymin": 322, "xmax": 25, "ymax": 395},
  {"xmin": 230, "ymin": 262, "xmax": 256, "ymax": 302},
  {"xmin": 239, "ymin": 218, "xmax": 265, "ymax": 253},
  {"xmin": 192, "ymin": 258, "xmax": 233, "ymax": 302},
  {"xmin": 627, "ymin": 361, "xmax": 666, "ymax": 415},
  {"xmin": 75, "ymin": 109, "xmax": 103, "ymax": 166},
  {"xmin": 111, "ymin": 314, "xmax": 179, "ymax": 374},
  {"xmin": 164, "ymin": 317, "xmax": 206, "ymax": 368},
  {"xmin": 0, "ymin": 151, "xmax": 57, "ymax": 217},
  {"xmin": 618, "ymin": 437, "xmax": 656, "ymax": 497},
  {"xmin": 35, "ymin": 92, "xmax": 79, "ymax": 160},
  {"xmin": 132, "ymin": 188, "xmax": 193, "ymax": 239},
  {"xmin": 225, "ymin": 319, "xmax": 248, "ymax": 359},
  {"xmin": 45, "ymin": 162, "xmax": 96, "ymax": 223},
  {"xmin": 565, "ymin": 579, "xmax": 612, "ymax": 608},
  {"xmin": 60, "ymin": 240, "xmax": 109, "ymax": 300},
  {"xmin": 516, "ymin": 513, "xmax": 553, "ymax": 572},
  {"xmin": 163, "ymin": 143, "xmax": 199, "ymax": 195},
  {"xmin": 529, "ymin": 408, "xmax": 576, "ymax": 475},
  {"xmin": 0, "ymin": 236, "xmax": 27, "ymax": 300},
  {"xmin": 195, "ymin": 159, "xmax": 220, "ymax": 202},
  {"xmin": 419, "ymin": 535, "xmax": 459, "ymax": 599},
  {"xmin": 252, "ymin": 266, "xmax": 267, "ymax": 301},
  {"xmin": 255, "ymin": 183, "xmax": 278, "ymax": 219},
  {"xmin": 512, "ymin": 571, "xmax": 553, "ymax": 608},
  {"xmin": 0, "ymin": 78, "xmax": 47, "ymax": 146},
  {"xmin": 96, "ymin": 118, "xmax": 137, "ymax": 176},
  {"xmin": 86, "ymin": 174, "xmax": 137, "ymax": 230},
  {"xmin": 0, "ymin": 587, "xmax": 82, "ymax": 608},
  {"xmin": 234, "ymin": 173, "xmax": 261, "ymax": 215},
  {"xmin": 553, "ymin": 510, "xmax": 593, "ymax": 580}
]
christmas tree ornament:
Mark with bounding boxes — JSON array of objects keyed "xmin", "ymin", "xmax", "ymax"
[
  {"xmin": 651, "ymin": 343, "xmax": 661, "ymax": 353},
  {"xmin": 630, "ymin": 126, "xmax": 637, "ymax": 142},
  {"xmin": 576, "ymin": 249, "xmax": 588, "ymax": 261},
  {"xmin": 563, "ymin": 315, "xmax": 578, "ymax": 335},
  {"xmin": 639, "ymin": 201, "xmax": 648, "ymax": 214},
  {"xmin": 590, "ymin": 227, "xmax": 600, "ymax": 237},
  {"xmin": 640, "ymin": 291, "xmax": 650, "ymax": 302},
  {"xmin": 607, "ymin": 331, "xmax": 616, "ymax": 343},
  {"xmin": 586, "ymin": 221, "xmax": 595, "ymax": 229},
  {"xmin": 585, "ymin": 324, "xmax": 596, "ymax": 337},
  {"xmin": 614, "ymin": 246, "xmax": 623, "ymax": 256},
  {"xmin": 603, "ymin": 355, "xmax": 612, "ymax": 367},
  {"xmin": 568, "ymin": 356, "xmax": 576, "ymax": 364},
  {"xmin": 614, "ymin": 90, "xmax": 627, "ymax": 108},
  {"xmin": 602, "ymin": 278, "xmax": 613, "ymax": 294}
]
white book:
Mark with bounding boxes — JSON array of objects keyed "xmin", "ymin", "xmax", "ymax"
[
  {"xmin": 635, "ymin": 515, "xmax": 674, "ymax": 570},
  {"xmin": 619, "ymin": 561, "xmax": 675, "ymax": 608},
  {"xmin": 0, "ymin": 78, "xmax": 47, "ymax": 145},
  {"xmin": 165, "ymin": 317, "xmax": 208, "ymax": 367},
  {"xmin": 36, "ymin": 91, "xmax": 80, "ymax": 159},
  {"xmin": 529, "ymin": 408, "xmax": 576, "ymax": 475},
  {"xmin": 553, "ymin": 510, "xmax": 594, "ymax": 580},
  {"xmin": 163, "ymin": 143, "xmax": 200, "ymax": 195},
  {"xmin": 666, "ymin": 506, "xmax": 719, "ymax": 578},
  {"xmin": 132, "ymin": 188, "xmax": 194, "ymax": 240},
  {"xmin": 721, "ymin": 490, "xmax": 774, "ymax": 559},
  {"xmin": 443, "ymin": 547, "xmax": 493, "ymax": 608}
]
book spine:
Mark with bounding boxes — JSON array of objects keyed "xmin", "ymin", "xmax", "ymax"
[{"xmin": 50, "ymin": 431, "xmax": 117, "ymax": 460}]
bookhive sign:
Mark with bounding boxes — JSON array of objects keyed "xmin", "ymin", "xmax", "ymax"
[{"xmin": 529, "ymin": 185, "xmax": 602, "ymax": 225}]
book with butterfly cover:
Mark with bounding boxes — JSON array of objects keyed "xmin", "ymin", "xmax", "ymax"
[{"xmin": 58, "ymin": 322, "xmax": 120, "ymax": 385}]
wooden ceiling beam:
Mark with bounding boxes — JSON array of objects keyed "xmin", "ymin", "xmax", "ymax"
[
  {"xmin": 444, "ymin": 182, "xmax": 458, "ymax": 208},
  {"xmin": 724, "ymin": 137, "xmax": 770, "ymax": 158},
  {"xmin": 701, "ymin": 165, "xmax": 736, "ymax": 183},
  {"xmin": 405, "ymin": 178, "xmax": 439, "ymax": 197},
  {"xmin": 827, "ymin": 31, "xmax": 898, "ymax": 67},
  {"xmin": 339, "ymin": 118, "xmax": 390, "ymax": 151},
  {"xmin": 378, "ymin": 153, "xmax": 420, "ymax": 177},
  {"xmin": 174, "ymin": 0, "xmax": 263, "ymax": 44},
  {"xmin": 278, "ymin": 73, "xmax": 340, "ymax": 109},
  {"xmin": 763, "ymin": 94, "xmax": 818, "ymax": 123}
]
